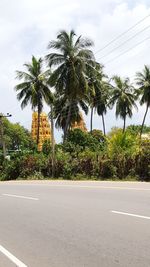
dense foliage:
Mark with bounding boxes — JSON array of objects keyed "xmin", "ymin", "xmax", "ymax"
[
  {"xmin": 0, "ymin": 118, "xmax": 35, "ymax": 152},
  {"xmin": 0, "ymin": 127, "xmax": 150, "ymax": 181}
]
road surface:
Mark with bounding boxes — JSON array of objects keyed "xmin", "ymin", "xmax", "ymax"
[{"xmin": 0, "ymin": 180, "xmax": 150, "ymax": 267}]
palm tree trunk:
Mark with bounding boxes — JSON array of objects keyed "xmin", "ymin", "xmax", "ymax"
[
  {"xmin": 123, "ymin": 117, "xmax": 126, "ymax": 133},
  {"xmin": 64, "ymin": 103, "xmax": 72, "ymax": 142},
  {"xmin": 50, "ymin": 104, "xmax": 55, "ymax": 178},
  {"xmin": 37, "ymin": 105, "xmax": 41, "ymax": 149},
  {"xmin": 90, "ymin": 106, "xmax": 94, "ymax": 133},
  {"xmin": 140, "ymin": 104, "xmax": 149, "ymax": 138},
  {"xmin": 101, "ymin": 113, "xmax": 106, "ymax": 136}
]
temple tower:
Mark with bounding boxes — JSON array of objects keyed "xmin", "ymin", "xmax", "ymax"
[
  {"xmin": 31, "ymin": 112, "xmax": 51, "ymax": 151},
  {"xmin": 71, "ymin": 113, "xmax": 87, "ymax": 132}
]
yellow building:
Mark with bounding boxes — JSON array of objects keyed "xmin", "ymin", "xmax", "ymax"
[
  {"xmin": 71, "ymin": 113, "xmax": 87, "ymax": 132},
  {"xmin": 31, "ymin": 112, "xmax": 51, "ymax": 151}
]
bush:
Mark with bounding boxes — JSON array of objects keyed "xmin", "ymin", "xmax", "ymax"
[
  {"xmin": 25, "ymin": 171, "xmax": 45, "ymax": 180},
  {"xmin": 91, "ymin": 129, "xmax": 107, "ymax": 147},
  {"xmin": 135, "ymin": 139, "xmax": 150, "ymax": 180},
  {"xmin": 42, "ymin": 140, "xmax": 52, "ymax": 155},
  {"xmin": 77, "ymin": 149, "xmax": 99, "ymax": 177},
  {"xmin": 66, "ymin": 128, "xmax": 106, "ymax": 152},
  {"xmin": 107, "ymin": 129, "xmax": 140, "ymax": 178},
  {"xmin": 108, "ymin": 129, "xmax": 139, "ymax": 158},
  {"xmin": 1, "ymin": 158, "xmax": 21, "ymax": 180},
  {"xmin": 99, "ymin": 158, "xmax": 117, "ymax": 179}
]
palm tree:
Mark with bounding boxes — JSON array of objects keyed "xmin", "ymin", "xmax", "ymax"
[
  {"xmin": 53, "ymin": 93, "xmax": 88, "ymax": 134},
  {"xmin": 15, "ymin": 56, "xmax": 53, "ymax": 147},
  {"xmin": 88, "ymin": 63, "xmax": 110, "ymax": 135},
  {"xmin": 96, "ymin": 83, "xmax": 110, "ymax": 136},
  {"xmin": 135, "ymin": 65, "xmax": 150, "ymax": 137},
  {"xmin": 110, "ymin": 76, "xmax": 137, "ymax": 133},
  {"xmin": 46, "ymin": 30, "xmax": 95, "ymax": 140}
]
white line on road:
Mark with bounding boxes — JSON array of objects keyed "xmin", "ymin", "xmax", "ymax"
[
  {"xmin": 2, "ymin": 194, "xmax": 39, "ymax": 201},
  {"xmin": 0, "ymin": 245, "xmax": 28, "ymax": 267},
  {"xmin": 111, "ymin": 210, "xmax": 150, "ymax": 220}
]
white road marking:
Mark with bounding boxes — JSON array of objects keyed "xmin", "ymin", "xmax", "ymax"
[
  {"xmin": 2, "ymin": 194, "xmax": 39, "ymax": 201},
  {"xmin": 44, "ymin": 184, "xmax": 150, "ymax": 191},
  {"xmin": 111, "ymin": 210, "xmax": 150, "ymax": 220},
  {"xmin": 0, "ymin": 245, "xmax": 28, "ymax": 267}
]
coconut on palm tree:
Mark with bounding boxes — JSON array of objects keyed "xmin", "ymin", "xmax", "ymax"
[
  {"xmin": 110, "ymin": 76, "xmax": 137, "ymax": 133},
  {"xmin": 15, "ymin": 56, "xmax": 53, "ymax": 148},
  {"xmin": 46, "ymin": 30, "xmax": 95, "ymax": 140},
  {"xmin": 135, "ymin": 65, "xmax": 150, "ymax": 137}
]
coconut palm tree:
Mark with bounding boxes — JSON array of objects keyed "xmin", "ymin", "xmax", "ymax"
[
  {"xmin": 15, "ymin": 56, "xmax": 53, "ymax": 147},
  {"xmin": 135, "ymin": 65, "xmax": 150, "ymax": 137},
  {"xmin": 88, "ymin": 63, "xmax": 110, "ymax": 135},
  {"xmin": 53, "ymin": 93, "xmax": 88, "ymax": 134},
  {"xmin": 96, "ymin": 83, "xmax": 110, "ymax": 136},
  {"xmin": 46, "ymin": 30, "xmax": 95, "ymax": 140},
  {"xmin": 110, "ymin": 76, "xmax": 137, "ymax": 133}
]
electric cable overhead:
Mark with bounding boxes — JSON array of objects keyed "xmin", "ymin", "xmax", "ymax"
[
  {"xmin": 98, "ymin": 24, "xmax": 150, "ymax": 60},
  {"xmin": 95, "ymin": 14, "xmax": 150, "ymax": 55},
  {"xmin": 104, "ymin": 35, "xmax": 150, "ymax": 65}
]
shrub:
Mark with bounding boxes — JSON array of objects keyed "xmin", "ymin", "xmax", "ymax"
[
  {"xmin": 25, "ymin": 171, "xmax": 45, "ymax": 180},
  {"xmin": 136, "ymin": 139, "xmax": 150, "ymax": 180},
  {"xmin": 99, "ymin": 158, "xmax": 117, "ymax": 179},
  {"xmin": 42, "ymin": 140, "xmax": 52, "ymax": 155},
  {"xmin": 66, "ymin": 128, "xmax": 105, "ymax": 152},
  {"xmin": 1, "ymin": 158, "xmax": 21, "ymax": 180},
  {"xmin": 108, "ymin": 129, "xmax": 139, "ymax": 158},
  {"xmin": 107, "ymin": 129, "xmax": 140, "ymax": 178},
  {"xmin": 78, "ymin": 149, "xmax": 99, "ymax": 177}
]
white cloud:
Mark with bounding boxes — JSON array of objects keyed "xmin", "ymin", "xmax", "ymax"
[{"xmin": 0, "ymin": 0, "xmax": 150, "ymax": 141}]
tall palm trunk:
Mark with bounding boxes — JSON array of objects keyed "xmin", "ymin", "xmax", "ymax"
[
  {"xmin": 90, "ymin": 106, "xmax": 94, "ymax": 132},
  {"xmin": 37, "ymin": 105, "xmax": 41, "ymax": 149},
  {"xmin": 123, "ymin": 116, "xmax": 126, "ymax": 133},
  {"xmin": 64, "ymin": 103, "xmax": 72, "ymax": 142},
  {"xmin": 140, "ymin": 104, "xmax": 149, "ymax": 138},
  {"xmin": 50, "ymin": 104, "xmax": 55, "ymax": 178},
  {"xmin": 101, "ymin": 113, "xmax": 106, "ymax": 136}
]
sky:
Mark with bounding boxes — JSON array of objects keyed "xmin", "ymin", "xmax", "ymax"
[{"xmin": 1, "ymin": 0, "xmax": 150, "ymax": 142}]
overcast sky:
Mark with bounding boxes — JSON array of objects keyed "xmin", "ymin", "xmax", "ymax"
[{"xmin": 1, "ymin": 0, "xmax": 150, "ymax": 142}]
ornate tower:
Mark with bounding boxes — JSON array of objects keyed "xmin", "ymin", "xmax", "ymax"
[
  {"xmin": 71, "ymin": 113, "xmax": 87, "ymax": 132},
  {"xmin": 31, "ymin": 112, "xmax": 51, "ymax": 151}
]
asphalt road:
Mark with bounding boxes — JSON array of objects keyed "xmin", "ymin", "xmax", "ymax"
[{"xmin": 0, "ymin": 181, "xmax": 150, "ymax": 267}]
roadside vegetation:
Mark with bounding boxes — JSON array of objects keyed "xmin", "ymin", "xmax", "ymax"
[
  {"xmin": 0, "ymin": 125, "xmax": 150, "ymax": 181},
  {"xmin": 0, "ymin": 30, "xmax": 150, "ymax": 181}
]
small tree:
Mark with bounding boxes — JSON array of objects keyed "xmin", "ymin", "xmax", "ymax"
[
  {"xmin": 135, "ymin": 65, "xmax": 150, "ymax": 137},
  {"xmin": 110, "ymin": 76, "xmax": 137, "ymax": 133},
  {"xmin": 15, "ymin": 56, "xmax": 53, "ymax": 148},
  {"xmin": 87, "ymin": 63, "xmax": 110, "ymax": 135}
]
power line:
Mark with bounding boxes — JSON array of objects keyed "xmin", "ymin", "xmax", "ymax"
[
  {"xmin": 98, "ymin": 24, "xmax": 150, "ymax": 61},
  {"xmin": 104, "ymin": 35, "xmax": 150, "ymax": 65},
  {"xmin": 95, "ymin": 14, "xmax": 150, "ymax": 55}
]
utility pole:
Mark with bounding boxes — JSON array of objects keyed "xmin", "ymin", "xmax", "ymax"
[
  {"xmin": 0, "ymin": 113, "xmax": 12, "ymax": 158},
  {"xmin": 50, "ymin": 105, "xmax": 55, "ymax": 178}
]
